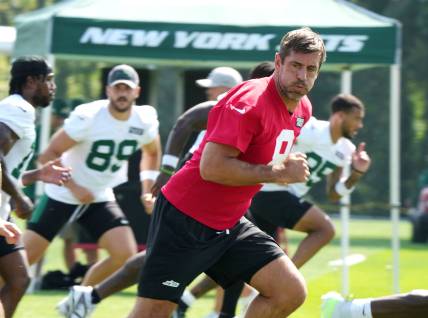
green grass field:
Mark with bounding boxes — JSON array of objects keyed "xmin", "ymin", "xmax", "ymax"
[{"xmin": 15, "ymin": 217, "xmax": 428, "ymax": 317}]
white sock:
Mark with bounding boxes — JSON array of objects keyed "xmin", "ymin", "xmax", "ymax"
[
  {"xmin": 239, "ymin": 289, "xmax": 259, "ymax": 316},
  {"xmin": 181, "ymin": 289, "xmax": 196, "ymax": 306},
  {"xmin": 350, "ymin": 299, "xmax": 373, "ymax": 318}
]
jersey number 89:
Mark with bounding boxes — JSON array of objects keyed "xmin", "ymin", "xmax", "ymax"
[{"xmin": 86, "ymin": 139, "xmax": 138, "ymax": 172}]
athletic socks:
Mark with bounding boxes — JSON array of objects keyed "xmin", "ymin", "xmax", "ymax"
[
  {"xmin": 91, "ymin": 288, "xmax": 101, "ymax": 304},
  {"xmin": 181, "ymin": 289, "xmax": 196, "ymax": 306},
  {"xmin": 176, "ymin": 289, "xmax": 196, "ymax": 314},
  {"xmin": 338, "ymin": 299, "xmax": 372, "ymax": 318},
  {"xmin": 350, "ymin": 299, "xmax": 372, "ymax": 318},
  {"xmin": 239, "ymin": 288, "xmax": 259, "ymax": 316},
  {"xmin": 221, "ymin": 281, "xmax": 245, "ymax": 317}
]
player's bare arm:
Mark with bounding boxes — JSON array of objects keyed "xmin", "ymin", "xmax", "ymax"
[
  {"xmin": 0, "ymin": 122, "xmax": 34, "ymax": 219},
  {"xmin": 140, "ymin": 135, "xmax": 161, "ymax": 214},
  {"xmin": 21, "ymin": 158, "xmax": 71, "ymax": 187},
  {"xmin": 152, "ymin": 103, "xmax": 212, "ymax": 195},
  {"xmin": 327, "ymin": 142, "xmax": 371, "ymax": 202},
  {"xmin": 200, "ymin": 142, "xmax": 309, "ymax": 186}
]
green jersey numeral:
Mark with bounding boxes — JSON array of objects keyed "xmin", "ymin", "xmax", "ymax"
[
  {"xmin": 85, "ymin": 139, "xmax": 138, "ymax": 172},
  {"xmin": 306, "ymin": 152, "xmax": 337, "ymax": 187}
]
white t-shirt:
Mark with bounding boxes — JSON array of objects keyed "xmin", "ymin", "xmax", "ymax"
[
  {"xmin": 0, "ymin": 94, "xmax": 36, "ymax": 219},
  {"xmin": 262, "ymin": 117, "xmax": 355, "ymax": 197},
  {"xmin": 45, "ymin": 100, "xmax": 159, "ymax": 204}
]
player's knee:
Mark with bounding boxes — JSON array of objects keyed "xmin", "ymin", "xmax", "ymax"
[
  {"xmin": 321, "ymin": 218, "xmax": 336, "ymax": 243},
  {"xmin": 273, "ymin": 274, "xmax": 307, "ymax": 314},
  {"xmin": 310, "ymin": 211, "xmax": 335, "ymax": 245},
  {"xmin": 5, "ymin": 272, "xmax": 30, "ymax": 296}
]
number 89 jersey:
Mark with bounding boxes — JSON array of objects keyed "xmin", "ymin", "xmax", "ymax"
[
  {"xmin": 45, "ymin": 100, "xmax": 159, "ymax": 204},
  {"xmin": 262, "ymin": 117, "xmax": 355, "ymax": 197}
]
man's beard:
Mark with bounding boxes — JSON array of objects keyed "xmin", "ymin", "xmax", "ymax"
[
  {"xmin": 276, "ymin": 77, "xmax": 306, "ymax": 101},
  {"xmin": 111, "ymin": 98, "xmax": 133, "ymax": 112},
  {"xmin": 33, "ymin": 95, "xmax": 51, "ymax": 108}
]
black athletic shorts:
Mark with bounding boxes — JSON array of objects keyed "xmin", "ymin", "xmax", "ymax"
[
  {"xmin": 138, "ymin": 193, "xmax": 284, "ymax": 303},
  {"xmin": 247, "ymin": 191, "xmax": 313, "ymax": 240},
  {"xmin": 27, "ymin": 195, "xmax": 130, "ymax": 242},
  {"xmin": 0, "ymin": 217, "xmax": 23, "ymax": 257}
]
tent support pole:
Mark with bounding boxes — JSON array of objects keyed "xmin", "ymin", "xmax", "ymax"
[
  {"xmin": 340, "ymin": 68, "xmax": 352, "ymax": 297},
  {"xmin": 390, "ymin": 63, "xmax": 401, "ymax": 293}
]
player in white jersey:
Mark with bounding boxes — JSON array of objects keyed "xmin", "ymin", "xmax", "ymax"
[
  {"xmin": 23, "ymin": 65, "xmax": 161, "ymax": 298},
  {"xmin": 57, "ymin": 66, "xmax": 244, "ymax": 318},
  {"xmin": 0, "ymin": 56, "xmax": 71, "ymax": 318},
  {"xmin": 249, "ymin": 94, "xmax": 370, "ymax": 270}
]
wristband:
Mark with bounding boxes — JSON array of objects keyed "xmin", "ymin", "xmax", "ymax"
[
  {"xmin": 351, "ymin": 165, "xmax": 365, "ymax": 174},
  {"xmin": 335, "ymin": 181, "xmax": 355, "ymax": 196},
  {"xmin": 161, "ymin": 154, "xmax": 179, "ymax": 169},
  {"xmin": 140, "ymin": 170, "xmax": 160, "ymax": 181},
  {"xmin": 160, "ymin": 166, "xmax": 175, "ymax": 176}
]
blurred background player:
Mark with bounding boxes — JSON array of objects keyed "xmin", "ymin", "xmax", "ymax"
[
  {"xmin": 0, "ymin": 56, "xmax": 71, "ymax": 318},
  {"xmin": 59, "ymin": 65, "xmax": 245, "ymax": 318},
  {"xmin": 22, "ymin": 64, "xmax": 161, "ymax": 315}
]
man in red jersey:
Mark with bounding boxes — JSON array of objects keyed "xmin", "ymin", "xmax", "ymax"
[{"xmin": 128, "ymin": 27, "xmax": 326, "ymax": 318}]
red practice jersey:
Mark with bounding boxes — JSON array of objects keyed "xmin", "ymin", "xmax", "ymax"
[{"xmin": 162, "ymin": 76, "xmax": 312, "ymax": 230}]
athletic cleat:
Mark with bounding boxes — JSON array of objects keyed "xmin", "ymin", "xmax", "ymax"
[
  {"xmin": 56, "ymin": 295, "xmax": 71, "ymax": 317},
  {"xmin": 56, "ymin": 285, "xmax": 95, "ymax": 318},
  {"xmin": 321, "ymin": 291, "xmax": 345, "ymax": 318}
]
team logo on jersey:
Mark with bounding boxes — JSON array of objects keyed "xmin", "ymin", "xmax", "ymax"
[
  {"xmin": 129, "ymin": 127, "xmax": 144, "ymax": 135},
  {"xmin": 296, "ymin": 117, "xmax": 305, "ymax": 128},
  {"xmin": 335, "ymin": 151, "xmax": 345, "ymax": 160}
]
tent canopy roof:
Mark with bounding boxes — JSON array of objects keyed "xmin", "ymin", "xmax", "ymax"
[
  {"xmin": 18, "ymin": 0, "xmax": 396, "ymax": 27},
  {"xmin": 14, "ymin": 0, "xmax": 401, "ymax": 69}
]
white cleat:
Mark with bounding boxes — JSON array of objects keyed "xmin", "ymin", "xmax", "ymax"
[
  {"xmin": 56, "ymin": 285, "xmax": 95, "ymax": 318},
  {"xmin": 56, "ymin": 295, "xmax": 71, "ymax": 317}
]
